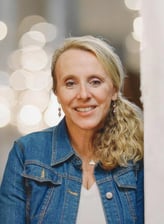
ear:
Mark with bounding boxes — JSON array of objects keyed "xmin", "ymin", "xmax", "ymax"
[{"xmin": 111, "ymin": 89, "xmax": 118, "ymax": 101}]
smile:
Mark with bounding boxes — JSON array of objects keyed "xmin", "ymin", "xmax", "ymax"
[{"xmin": 75, "ymin": 106, "xmax": 95, "ymax": 112}]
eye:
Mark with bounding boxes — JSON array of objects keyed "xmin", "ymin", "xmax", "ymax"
[
  {"xmin": 89, "ymin": 78, "xmax": 102, "ymax": 87},
  {"xmin": 65, "ymin": 79, "xmax": 76, "ymax": 88}
]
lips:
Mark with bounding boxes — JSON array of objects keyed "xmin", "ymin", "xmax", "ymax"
[{"xmin": 75, "ymin": 106, "xmax": 96, "ymax": 112}]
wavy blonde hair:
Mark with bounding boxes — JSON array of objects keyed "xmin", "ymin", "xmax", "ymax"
[{"xmin": 51, "ymin": 35, "xmax": 143, "ymax": 170}]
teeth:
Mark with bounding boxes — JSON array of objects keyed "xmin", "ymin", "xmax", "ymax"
[{"xmin": 76, "ymin": 107, "xmax": 94, "ymax": 112}]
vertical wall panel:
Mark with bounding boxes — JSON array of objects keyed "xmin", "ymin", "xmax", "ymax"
[{"xmin": 141, "ymin": 1, "xmax": 164, "ymax": 223}]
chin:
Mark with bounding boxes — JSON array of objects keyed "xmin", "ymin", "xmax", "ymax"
[{"xmin": 78, "ymin": 123, "xmax": 100, "ymax": 131}]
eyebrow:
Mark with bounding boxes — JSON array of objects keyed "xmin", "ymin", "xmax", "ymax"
[{"xmin": 63, "ymin": 73, "xmax": 106, "ymax": 78}]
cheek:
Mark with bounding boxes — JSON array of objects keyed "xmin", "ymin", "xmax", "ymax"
[
  {"xmin": 99, "ymin": 92, "xmax": 116, "ymax": 112},
  {"xmin": 99, "ymin": 88, "xmax": 115, "ymax": 103},
  {"xmin": 56, "ymin": 89, "xmax": 74, "ymax": 106}
]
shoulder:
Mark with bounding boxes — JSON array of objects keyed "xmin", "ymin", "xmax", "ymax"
[
  {"xmin": 112, "ymin": 160, "xmax": 143, "ymax": 188},
  {"xmin": 11, "ymin": 126, "xmax": 57, "ymax": 161},
  {"xmin": 16, "ymin": 126, "xmax": 56, "ymax": 146}
]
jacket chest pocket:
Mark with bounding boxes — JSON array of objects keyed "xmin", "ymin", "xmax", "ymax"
[
  {"xmin": 113, "ymin": 168, "xmax": 138, "ymax": 222},
  {"xmin": 22, "ymin": 162, "xmax": 62, "ymax": 222}
]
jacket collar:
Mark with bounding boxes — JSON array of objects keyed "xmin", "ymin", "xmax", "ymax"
[{"xmin": 51, "ymin": 118, "xmax": 75, "ymax": 166}]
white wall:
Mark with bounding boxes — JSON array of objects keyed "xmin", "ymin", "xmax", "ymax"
[{"xmin": 141, "ymin": 0, "xmax": 164, "ymax": 223}]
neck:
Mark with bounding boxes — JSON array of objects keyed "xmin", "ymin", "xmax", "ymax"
[
  {"xmin": 67, "ymin": 127, "xmax": 95, "ymax": 159},
  {"xmin": 71, "ymin": 133, "xmax": 94, "ymax": 157}
]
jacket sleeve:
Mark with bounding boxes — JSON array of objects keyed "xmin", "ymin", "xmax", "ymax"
[
  {"xmin": 0, "ymin": 141, "xmax": 26, "ymax": 224},
  {"xmin": 136, "ymin": 160, "xmax": 144, "ymax": 224}
]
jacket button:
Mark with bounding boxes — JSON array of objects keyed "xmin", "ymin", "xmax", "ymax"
[{"xmin": 106, "ymin": 192, "xmax": 113, "ymax": 199}]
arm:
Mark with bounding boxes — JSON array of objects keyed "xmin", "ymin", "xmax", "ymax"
[
  {"xmin": 136, "ymin": 160, "xmax": 144, "ymax": 224},
  {"xmin": 0, "ymin": 142, "xmax": 26, "ymax": 224}
]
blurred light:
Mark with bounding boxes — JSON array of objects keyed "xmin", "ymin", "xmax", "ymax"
[
  {"xmin": 8, "ymin": 106, "xmax": 19, "ymax": 126},
  {"xmin": 8, "ymin": 49, "xmax": 23, "ymax": 70},
  {"xmin": 18, "ymin": 15, "xmax": 46, "ymax": 36},
  {"xmin": 17, "ymin": 120, "xmax": 45, "ymax": 135},
  {"xmin": 18, "ymin": 105, "xmax": 42, "ymax": 126},
  {"xmin": 9, "ymin": 69, "xmax": 28, "ymax": 90},
  {"xmin": 25, "ymin": 70, "xmax": 52, "ymax": 91},
  {"xmin": 125, "ymin": 34, "xmax": 140, "ymax": 53},
  {"xmin": 0, "ymin": 21, "xmax": 8, "ymax": 40},
  {"xmin": 0, "ymin": 87, "xmax": 17, "ymax": 107},
  {"xmin": 19, "ymin": 90, "xmax": 50, "ymax": 112},
  {"xmin": 124, "ymin": 0, "xmax": 141, "ymax": 11},
  {"xmin": 21, "ymin": 46, "xmax": 48, "ymax": 71},
  {"xmin": 19, "ymin": 31, "xmax": 46, "ymax": 48},
  {"xmin": 31, "ymin": 22, "xmax": 57, "ymax": 42},
  {"xmin": 124, "ymin": 50, "xmax": 140, "ymax": 73},
  {"xmin": 0, "ymin": 71, "xmax": 9, "ymax": 86},
  {"xmin": 132, "ymin": 16, "xmax": 143, "ymax": 42},
  {"xmin": 44, "ymin": 93, "xmax": 64, "ymax": 126},
  {"xmin": 0, "ymin": 103, "xmax": 11, "ymax": 127}
]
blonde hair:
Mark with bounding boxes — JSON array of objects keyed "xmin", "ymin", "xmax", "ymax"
[
  {"xmin": 94, "ymin": 97, "xmax": 143, "ymax": 169},
  {"xmin": 51, "ymin": 35, "xmax": 143, "ymax": 170},
  {"xmin": 52, "ymin": 35, "xmax": 124, "ymax": 92}
]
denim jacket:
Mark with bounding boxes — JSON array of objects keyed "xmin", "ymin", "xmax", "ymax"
[{"xmin": 0, "ymin": 118, "xmax": 144, "ymax": 224}]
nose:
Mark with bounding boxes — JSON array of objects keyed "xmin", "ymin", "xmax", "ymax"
[{"xmin": 77, "ymin": 83, "xmax": 91, "ymax": 99}]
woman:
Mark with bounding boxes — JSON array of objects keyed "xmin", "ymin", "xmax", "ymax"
[{"xmin": 0, "ymin": 35, "xmax": 144, "ymax": 223}]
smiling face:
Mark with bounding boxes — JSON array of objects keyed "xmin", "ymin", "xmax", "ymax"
[{"xmin": 54, "ymin": 48, "xmax": 117, "ymax": 132}]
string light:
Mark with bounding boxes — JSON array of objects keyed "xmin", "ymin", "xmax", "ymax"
[
  {"xmin": 19, "ymin": 31, "xmax": 46, "ymax": 48},
  {"xmin": 0, "ymin": 21, "xmax": 8, "ymax": 40},
  {"xmin": 0, "ymin": 103, "xmax": 11, "ymax": 127},
  {"xmin": 18, "ymin": 105, "xmax": 42, "ymax": 126},
  {"xmin": 0, "ymin": 71, "xmax": 9, "ymax": 86},
  {"xmin": 31, "ymin": 22, "xmax": 57, "ymax": 42},
  {"xmin": 20, "ymin": 46, "xmax": 48, "ymax": 71},
  {"xmin": 0, "ymin": 15, "xmax": 61, "ymax": 130},
  {"xmin": 132, "ymin": 16, "xmax": 143, "ymax": 42},
  {"xmin": 25, "ymin": 70, "xmax": 52, "ymax": 91},
  {"xmin": 19, "ymin": 90, "xmax": 50, "ymax": 112},
  {"xmin": 124, "ymin": 0, "xmax": 141, "ymax": 11},
  {"xmin": 9, "ymin": 70, "xmax": 28, "ymax": 90},
  {"xmin": 18, "ymin": 15, "xmax": 46, "ymax": 36}
]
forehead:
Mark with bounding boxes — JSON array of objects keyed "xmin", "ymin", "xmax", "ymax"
[
  {"xmin": 58, "ymin": 48, "xmax": 96, "ymax": 60},
  {"xmin": 56, "ymin": 48, "xmax": 104, "ymax": 69},
  {"xmin": 55, "ymin": 48, "xmax": 106, "ymax": 74}
]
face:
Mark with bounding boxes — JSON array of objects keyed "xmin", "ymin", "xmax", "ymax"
[{"xmin": 55, "ymin": 48, "xmax": 117, "ymax": 132}]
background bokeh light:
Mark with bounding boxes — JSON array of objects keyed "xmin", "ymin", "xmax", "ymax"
[
  {"xmin": 19, "ymin": 31, "xmax": 46, "ymax": 48},
  {"xmin": 0, "ymin": 21, "xmax": 8, "ymax": 40},
  {"xmin": 0, "ymin": 0, "xmax": 142, "ymax": 178},
  {"xmin": 0, "ymin": 11, "xmax": 64, "ymax": 134},
  {"xmin": 0, "ymin": 104, "xmax": 11, "ymax": 128},
  {"xmin": 0, "ymin": 0, "xmax": 142, "ymax": 135}
]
